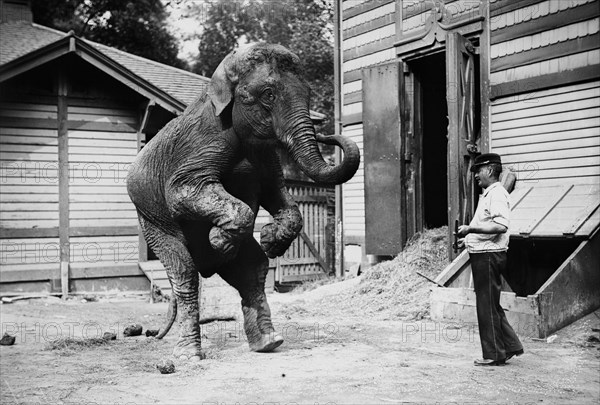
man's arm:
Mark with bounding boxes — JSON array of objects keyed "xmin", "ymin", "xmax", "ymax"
[{"xmin": 457, "ymin": 222, "xmax": 507, "ymax": 236}]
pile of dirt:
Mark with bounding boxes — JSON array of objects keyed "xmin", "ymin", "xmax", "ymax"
[{"xmin": 343, "ymin": 227, "xmax": 449, "ymax": 320}]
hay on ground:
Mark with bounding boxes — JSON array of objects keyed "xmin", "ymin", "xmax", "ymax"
[{"xmin": 348, "ymin": 226, "xmax": 448, "ymax": 320}]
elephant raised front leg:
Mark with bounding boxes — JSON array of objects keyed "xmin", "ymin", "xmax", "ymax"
[
  {"xmin": 167, "ymin": 182, "xmax": 255, "ymax": 261},
  {"xmin": 218, "ymin": 239, "xmax": 283, "ymax": 352}
]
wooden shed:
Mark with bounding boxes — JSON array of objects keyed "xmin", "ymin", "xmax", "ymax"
[
  {"xmin": 0, "ymin": 1, "xmax": 337, "ymax": 297},
  {"xmin": 334, "ymin": 0, "xmax": 599, "ymax": 335}
]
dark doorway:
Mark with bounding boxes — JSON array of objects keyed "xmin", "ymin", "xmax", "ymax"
[{"xmin": 411, "ymin": 52, "xmax": 449, "ymax": 229}]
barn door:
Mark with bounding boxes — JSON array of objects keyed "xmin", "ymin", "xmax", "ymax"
[
  {"xmin": 363, "ymin": 63, "xmax": 406, "ymax": 256},
  {"xmin": 446, "ymin": 32, "xmax": 479, "ymax": 260}
]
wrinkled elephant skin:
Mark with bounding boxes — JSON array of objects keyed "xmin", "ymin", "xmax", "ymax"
[{"xmin": 126, "ymin": 43, "xmax": 360, "ymax": 360}]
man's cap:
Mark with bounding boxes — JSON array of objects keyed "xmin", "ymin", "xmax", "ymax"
[{"xmin": 470, "ymin": 153, "xmax": 502, "ymax": 172}]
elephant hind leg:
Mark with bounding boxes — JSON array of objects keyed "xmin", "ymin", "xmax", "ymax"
[
  {"xmin": 217, "ymin": 239, "xmax": 283, "ymax": 352},
  {"xmin": 138, "ymin": 213, "xmax": 204, "ymax": 361}
]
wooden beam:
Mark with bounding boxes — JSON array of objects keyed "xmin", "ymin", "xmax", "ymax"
[
  {"xmin": 491, "ymin": 33, "xmax": 600, "ymax": 72},
  {"xmin": 490, "ymin": 64, "xmax": 600, "ymax": 100},
  {"xmin": 491, "ymin": 2, "xmax": 600, "ymax": 45},
  {"xmin": 343, "ymin": 0, "xmax": 395, "ymax": 20},
  {"xmin": 490, "ymin": 0, "xmax": 546, "ymax": 17},
  {"xmin": 299, "ymin": 231, "xmax": 330, "ymax": 274},
  {"xmin": 341, "ymin": 112, "xmax": 362, "ymax": 126},
  {"xmin": 0, "ymin": 228, "xmax": 60, "ymax": 238},
  {"xmin": 535, "ymin": 231, "xmax": 600, "ymax": 336},
  {"xmin": 0, "ymin": 40, "xmax": 70, "ymax": 83},
  {"xmin": 69, "ymin": 226, "xmax": 139, "ymax": 237},
  {"xmin": 519, "ymin": 185, "xmax": 574, "ymax": 236},
  {"xmin": 344, "ymin": 12, "xmax": 395, "ymax": 40},
  {"xmin": 343, "ymin": 36, "xmax": 396, "ymax": 61},
  {"xmin": 57, "ymin": 67, "xmax": 70, "ymax": 300}
]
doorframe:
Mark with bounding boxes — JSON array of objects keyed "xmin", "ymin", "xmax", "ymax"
[{"xmin": 393, "ymin": 4, "xmax": 491, "ymax": 254}]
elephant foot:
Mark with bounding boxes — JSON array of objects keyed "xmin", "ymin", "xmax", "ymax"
[
  {"xmin": 249, "ymin": 332, "xmax": 284, "ymax": 353},
  {"xmin": 173, "ymin": 342, "xmax": 205, "ymax": 362}
]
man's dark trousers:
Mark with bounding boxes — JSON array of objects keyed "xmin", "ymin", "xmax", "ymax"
[{"xmin": 470, "ymin": 251, "xmax": 523, "ymax": 361}]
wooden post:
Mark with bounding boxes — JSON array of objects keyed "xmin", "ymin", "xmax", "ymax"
[
  {"xmin": 57, "ymin": 68, "xmax": 70, "ymax": 299},
  {"xmin": 333, "ymin": 0, "xmax": 344, "ymax": 278},
  {"xmin": 136, "ymin": 100, "xmax": 154, "ymax": 265}
]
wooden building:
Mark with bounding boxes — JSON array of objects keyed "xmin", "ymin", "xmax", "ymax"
[
  {"xmin": 0, "ymin": 1, "xmax": 334, "ymax": 296},
  {"xmin": 335, "ymin": 0, "xmax": 599, "ymax": 336}
]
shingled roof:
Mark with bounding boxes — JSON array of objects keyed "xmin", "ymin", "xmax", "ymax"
[{"xmin": 0, "ymin": 20, "xmax": 209, "ymax": 107}]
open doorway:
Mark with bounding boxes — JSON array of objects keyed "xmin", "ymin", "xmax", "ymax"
[{"xmin": 411, "ymin": 52, "xmax": 449, "ymax": 229}]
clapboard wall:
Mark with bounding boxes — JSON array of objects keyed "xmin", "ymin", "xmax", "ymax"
[
  {"xmin": 341, "ymin": 0, "xmax": 397, "ymax": 243},
  {"xmin": 0, "ymin": 59, "xmax": 147, "ymax": 295},
  {"xmin": 0, "ymin": 78, "xmax": 61, "ymax": 292},
  {"xmin": 489, "ymin": 0, "xmax": 600, "ymax": 186}
]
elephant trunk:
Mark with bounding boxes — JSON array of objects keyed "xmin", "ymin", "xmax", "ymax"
[{"xmin": 284, "ymin": 118, "xmax": 360, "ymax": 185}]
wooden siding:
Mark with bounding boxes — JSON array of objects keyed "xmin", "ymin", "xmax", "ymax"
[
  {"xmin": 341, "ymin": 0, "xmax": 397, "ymax": 125},
  {"xmin": 0, "ymin": 99, "xmax": 61, "ymax": 292},
  {"xmin": 341, "ymin": 124, "xmax": 365, "ymax": 240},
  {"xmin": 340, "ymin": 0, "xmax": 396, "ymax": 245},
  {"xmin": 490, "ymin": 0, "xmax": 600, "ymax": 95},
  {"xmin": 491, "ymin": 80, "xmax": 600, "ymax": 185},
  {"xmin": 67, "ymin": 102, "xmax": 140, "ymax": 273}
]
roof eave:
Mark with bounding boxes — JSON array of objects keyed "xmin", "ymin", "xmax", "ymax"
[{"xmin": 0, "ymin": 34, "xmax": 186, "ymax": 115}]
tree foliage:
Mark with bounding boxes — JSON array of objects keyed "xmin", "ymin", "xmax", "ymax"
[
  {"xmin": 191, "ymin": 0, "xmax": 335, "ymax": 134},
  {"xmin": 31, "ymin": 0, "xmax": 187, "ymax": 69}
]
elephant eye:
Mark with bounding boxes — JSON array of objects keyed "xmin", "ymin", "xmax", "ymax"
[{"xmin": 262, "ymin": 89, "xmax": 275, "ymax": 102}]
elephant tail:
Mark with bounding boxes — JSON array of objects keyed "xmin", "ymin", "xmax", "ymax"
[{"xmin": 156, "ymin": 296, "xmax": 177, "ymax": 339}]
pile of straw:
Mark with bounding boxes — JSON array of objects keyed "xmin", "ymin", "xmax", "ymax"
[{"xmin": 348, "ymin": 227, "xmax": 448, "ymax": 320}]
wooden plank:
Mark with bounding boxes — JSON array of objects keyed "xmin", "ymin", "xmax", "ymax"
[
  {"xmin": 69, "ymin": 226, "xmax": 139, "ymax": 237},
  {"xmin": 66, "ymin": 120, "xmax": 137, "ymax": 132},
  {"xmin": 490, "ymin": 0, "xmax": 547, "ymax": 17},
  {"xmin": 0, "ymin": 117, "xmax": 58, "ymax": 129},
  {"xmin": 491, "ymin": 65, "xmax": 600, "ymax": 100},
  {"xmin": 492, "ymin": 116, "xmax": 599, "ymax": 140},
  {"xmin": 492, "ymin": 33, "xmax": 600, "ymax": 72},
  {"xmin": 0, "ymin": 264, "xmax": 60, "ymax": 283},
  {"xmin": 493, "ymin": 127, "xmax": 599, "ymax": 148},
  {"xmin": 536, "ymin": 232, "xmax": 600, "ymax": 336},
  {"xmin": 491, "ymin": 81, "xmax": 599, "ymax": 110},
  {"xmin": 70, "ymin": 219, "xmax": 139, "ymax": 228},
  {"xmin": 343, "ymin": 0, "xmax": 395, "ymax": 20},
  {"xmin": 563, "ymin": 200, "xmax": 600, "ymax": 236},
  {"xmin": 434, "ymin": 250, "xmax": 470, "ymax": 286},
  {"xmin": 344, "ymin": 12, "xmax": 395, "ymax": 40},
  {"xmin": 343, "ymin": 35, "xmax": 396, "ymax": 61},
  {"xmin": 69, "ymin": 210, "xmax": 138, "ymax": 219},
  {"xmin": 0, "ymin": 135, "xmax": 58, "ymax": 145},
  {"xmin": 68, "ymin": 130, "xmax": 138, "ymax": 141},
  {"xmin": 491, "ymin": 97, "xmax": 599, "ymax": 123},
  {"xmin": 68, "ymin": 263, "xmax": 143, "ymax": 279},
  {"xmin": 0, "ymin": 102, "xmax": 57, "ymax": 112},
  {"xmin": 492, "ymin": 107, "xmax": 599, "ymax": 131},
  {"xmin": 491, "ymin": 1, "xmax": 600, "ymax": 44},
  {"xmin": 0, "ymin": 109, "xmax": 57, "ymax": 120},
  {"xmin": 58, "ymin": 70, "xmax": 70, "ymax": 300},
  {"xmin": 519, "ymin": 185, "xmax": 574, "ymax": 235}
]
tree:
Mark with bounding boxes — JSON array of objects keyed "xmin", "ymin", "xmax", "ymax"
[
  {"xmin": 190, "ymin": 0, "xmax": 335, "ymax": 134},
  {"xmin": 31, "ymin": 0, "xmax": 187, "ymax": 69}
]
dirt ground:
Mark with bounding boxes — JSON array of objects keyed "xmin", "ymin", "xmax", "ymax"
[{"xmin": 1, "ymin": 279, "xmax": 599, "ymax": 405}]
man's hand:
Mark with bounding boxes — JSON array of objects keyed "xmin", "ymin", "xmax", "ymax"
[
  {"xmin": 457, "ymin": 225, "xmax": 471, "ymax": 236},
  {"xmin": 457, "ymin": 238, "xmax": 465, "ymax": 248}
]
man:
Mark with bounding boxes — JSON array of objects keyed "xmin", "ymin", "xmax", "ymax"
[{"xmin": 456, "ymin": 153, "xmax": 524, "ymax": 366}]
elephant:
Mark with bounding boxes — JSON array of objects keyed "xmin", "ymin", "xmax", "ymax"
[{"xmin": 126, "ymin": 43, "xmax": 360, "ymax": 360}]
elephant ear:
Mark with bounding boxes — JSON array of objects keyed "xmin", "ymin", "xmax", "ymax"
[{"xmin": 207, "ymin": 51, "xmax": 239, "ymax": 117}]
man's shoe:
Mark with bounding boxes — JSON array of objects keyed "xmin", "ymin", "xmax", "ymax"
[
  {"xmin": 474, "ymin": 358, "xmax": 506, "ymax": 366},
  {"xmin": 506, "ymin": 349, "xmax": 524, "ymax": 361}
]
